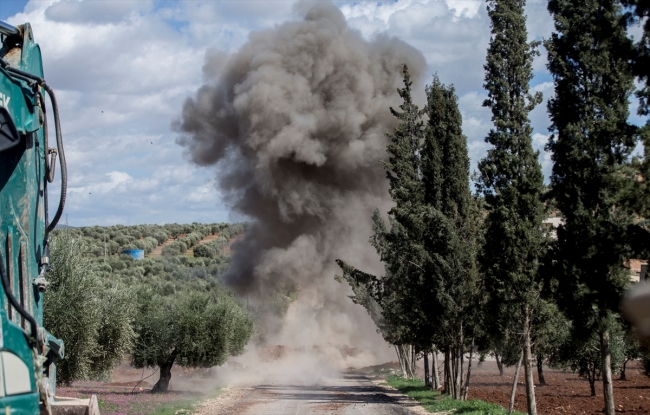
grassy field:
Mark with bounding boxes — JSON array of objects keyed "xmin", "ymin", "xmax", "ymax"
[{"xmin": 385, "ymin": 376, "xmax": 525, "ymax": 415}]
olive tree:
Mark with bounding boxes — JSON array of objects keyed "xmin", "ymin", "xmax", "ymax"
[
  {"xmin": 45, "ymin": 232, "xmax": 134, "ymax": 384},
  {"xmin": 131, "ymin": 286, "xmax": 253, "ymax": 392}
]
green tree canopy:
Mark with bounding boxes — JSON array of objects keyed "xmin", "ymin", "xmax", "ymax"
[
  {"xmin": 545, "ymin": 0, "xmax": 638, "ymax": 412},
  {"xmin": 131, "ymin": 285, "xmax": 253, "ymax": 392},
  {"xmin": 478, "ymin": 0, "xmax": 546, "ymax": 412},
  {"xmin": 45, "ymin": 232, "xmax": 134, "ymax": 384}
]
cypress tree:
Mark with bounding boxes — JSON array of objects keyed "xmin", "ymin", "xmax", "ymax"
[
  {"xmin": 546, "ymin": 1, "xmax": 637, "ymax": 413},
  {"xmin": 422, "ymin": 76, "xmax": 479, "ymax": 399},
  {"xmin": 384, "ymin": 65, "xmax": 425, "ymax": 229},
  {"xmin": 478, "ymin": 0, "xmax": 546, "ymax": 413},
  {"xmin": 381, "ymin": 65, "xmax": 429, "ymax": 360},
  {"xmin": 337, "ymin": 66, "xmax": 426, "ymax": 378}
]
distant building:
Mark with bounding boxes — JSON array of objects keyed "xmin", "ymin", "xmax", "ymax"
[
  {"xmin": 542, "ymin": 216, "xmax": 564, "ymax": 240},
  {"xmin": 625, "ymin": 259, "xmax": 648, "ymax": 282}
]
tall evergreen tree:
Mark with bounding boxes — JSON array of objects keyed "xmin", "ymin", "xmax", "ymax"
[
  {"xmin": 337, "ymin": 66, "xmax": 426, "ymax": 378},
  {"xmin": 336, "ymin": 69, "xmax": 479, "ymax": 389},
  {"xmin": 478, "ymin": 0, "xmax": 546, "ymax": 413},
  {"xmin": 545, "ymin": 0, "xmax": 638, "ymax": 413},
  {"xmin": 380, "ymin": 65, "xmax": 429, "ymax": 357},
  {"xmin": 422, "ymin": 76, "xmax": 479, "ymax": 400}
]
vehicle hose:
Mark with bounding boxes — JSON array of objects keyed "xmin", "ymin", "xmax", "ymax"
[
  {"xmin": 43, "ymin": 83, "xmax": 66, "ymax": 232},
  {"xmin": 0, "ymin": 253, "xmax": 38, "ymax": 346}
]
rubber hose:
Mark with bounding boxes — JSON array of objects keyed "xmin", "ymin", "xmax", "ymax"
[
  {"xmin": 43, "ymin": 83, "xmax": 66, "ymax": 233},
  {"xmin": 0, "ymin": 253, "xmax": 38, "ymax": 345}
]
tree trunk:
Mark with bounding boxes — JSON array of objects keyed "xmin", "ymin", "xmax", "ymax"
[
  {"xmin": 152, "ymin": 360, "xmax": 174, "ymax": 393},
  {"xmin": 600, "ymin": 329, "xmax": 615, "ymax": 415},
  {"xmin": 452, "ymin": 323, "xmax": 463, "ymax": 399},
  {"xmin": 451, "ymin": 343, "xmax": 460, "ymax": 399},
  {"xmin": 462, "ymin": 337, "xmax": 474, "ymax": 401},
  {"xmin": 395, "ymin": 345, "xmax": 406, "ymax": 377},
  {"xmin": 432, "ymin": 347, "xmax": 441, "ymax": 390},
  {"xmin": 523, "ymin": 310, "xmax": 538, "ymax": 415},
  {"xmin": 589, "ymin": 372, "xmax": 596, "ymax": 397},
  {"xmin": 397, "ymin": 344, "xmax": 415, "ymax": 379},
  {"xmin": 620, "ymin": 359, "xmax": 629, "ymax": 381},
  {"xmin": 444, "ymin": 349, "xmax": 452, "ymax": 395},
  {"xmin": 411, "ymin": 345, "xmax": 417, "ymax": 378},
  {"xmin": 496, "ymin": 353, "xmax": 504, "ymax": 376},
  {"xmin": 424, "ymin": 352, "xmax": 430, "ymax": 386},
  {"xmin": 508, "ymin": 351, "xmax": 523, "ymax": 415},
  {"xmin": 537, "ymin": 355, "xmax": 546, "ymax": 386},
  {"xmin": 456, "ymin": 324, "xmax": 465, "ymax": 399}
]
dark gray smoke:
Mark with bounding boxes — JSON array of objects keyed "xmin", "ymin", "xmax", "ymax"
[{"xmin": 177, "ymin": 1, "xmax": 425, "ymax": 350}]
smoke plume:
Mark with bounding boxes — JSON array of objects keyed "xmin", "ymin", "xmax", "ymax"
[{"xmin": 178, "ymin": 1, "xmax": 426, "ymax": 358}]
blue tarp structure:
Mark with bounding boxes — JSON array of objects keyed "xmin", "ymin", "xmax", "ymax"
[{"xmin": 122, "ymin": 249, "xmax": 144, "ymax": 260}]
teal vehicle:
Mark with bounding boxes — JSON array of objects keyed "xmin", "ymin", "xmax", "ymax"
[{"xmin": 0, "ymin": 21, "xmax": 98, "ymax": 415}]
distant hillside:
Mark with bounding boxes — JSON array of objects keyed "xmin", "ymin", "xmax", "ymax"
[
  {"xmin": 52, "ymin": 222, "xmax": 246, "ymax": 258},
  {"xmin": 51, "ymin": 222, "xmax": 248, "ymax": 286}
]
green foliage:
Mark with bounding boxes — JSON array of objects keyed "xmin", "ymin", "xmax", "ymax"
[
  {"xmin": 337, "ymin": 67, "xmax": 481, "ymax": 393},
  {"xmin": 46, "ymin": 222, "xmax": 249, "ymax": 388},
  {"xmin": 422, "ymin": 76, "xmax": 480, "ymax": 362},
  {"xmin": 549, "ymin": 316, "xmax": 627, "ymax": 395},
  {"xmin": 532, "ymin": 300, "xmax": 571, "ymax": 362},
  {"xmin": 193, "ymin": 244, "xmax": 217, "ymax": 258},
  {"xmin": 545, "ymin": 0, "xmax": 638, "ymax": 337},
  {"xmin": 130, "ymin": 281, "xmax": 253, "ymax": 392},
  {"xmin": 53, "ymin": 222, "xmax": 244, "ymax": 259},
  {"xmin": 45, "ymin": 232, "xmax": 134, "ymax": 384},
  {"xmin": 385, "ymin": 376, "xmax": 525, "ymax": 415},
  {"xmin": 162, "ymin": 241, "xmax": 186, "ymax": 256},
  {"xmin": 476, "ymin": 4, "xmax": 547, "ymax": 411},
  {"xmin": 338, "ymin": 66, "xmax": 428, "ymax": 349},
  {"xmin": 478, "ymin": 0, "xmax": 547, "ymax": 321}
]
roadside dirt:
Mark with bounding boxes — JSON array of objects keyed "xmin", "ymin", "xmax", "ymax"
[{"xmin": 468, "ymin": 360, "xmax": 650, "ymax": 414}]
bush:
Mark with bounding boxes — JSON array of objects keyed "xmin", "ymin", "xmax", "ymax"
[
  {"xmin": 45, "ymin": 233, "xmax": 134, "ymax": 384},
  {"xmin": 193, "ymin": 244, "xmax": 217, "ymax": 258},
  {"xmin": 131, "ymin": 287, "xmax": 253, "ymax": 392}
]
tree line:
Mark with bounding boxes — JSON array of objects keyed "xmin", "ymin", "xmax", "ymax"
[
  {"xmin": 45, "ymin": 222, "xmax": 252, "ymax": 392},
  {"xmin": 336, "ymin": 1, "xmax": 650, "ymax": 414},
  {"xmin": 60, "ymin": 222, "xmax": 244, "ymax": 257}
]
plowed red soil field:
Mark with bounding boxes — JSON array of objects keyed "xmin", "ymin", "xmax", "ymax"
[{"xmin": 469, "ymin": 360, "xmax": 650, "ymax": 414}]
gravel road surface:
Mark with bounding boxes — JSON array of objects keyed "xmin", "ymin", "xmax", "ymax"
[{"xmin": 198, "ymin": 372, "xmax": 427, "ymax": 415}]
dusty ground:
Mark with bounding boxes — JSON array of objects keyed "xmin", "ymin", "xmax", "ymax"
[
  {"xmin": 468, "ymin": 360, "xmax": 650, "ymax": 414},
  {"xmin": 194, "ymin": 372, "xmax": 428, "ymax": 415},
  {"xmin": 64, "ymin": 349, "xmax": 650, "ymax": 414}
]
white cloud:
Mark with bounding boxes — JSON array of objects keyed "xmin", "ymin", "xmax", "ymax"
[{"xmin": 5, "ymin": 0, "xmax": 561, "ymax": 225}]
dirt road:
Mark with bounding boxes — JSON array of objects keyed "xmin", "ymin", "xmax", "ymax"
[{"xmin": 200, "ymin": 372, "xmax": 425, "ymax": 415}]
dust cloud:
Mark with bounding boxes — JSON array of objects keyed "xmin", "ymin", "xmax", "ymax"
[{"xmin": 177, "ymin": 0, "xmax": 426, "ymax": 378}]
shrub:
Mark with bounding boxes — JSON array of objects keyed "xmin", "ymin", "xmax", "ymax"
[
  {"xmin": 193, "ymin": 244, "xmax": 217, "ymax": 258},
  {"xmin": 45, "ymin": 233, "xmax": 134, "ymax": 384}
]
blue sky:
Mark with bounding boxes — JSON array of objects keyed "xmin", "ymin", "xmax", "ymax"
[
  {"xmin": 0, "ymin": 0, "xmax": 644, "ymax": 226},
  {"xmin": 0, "ymin": 1, "xmax": 28, "ymax": 20}
]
